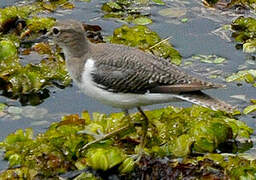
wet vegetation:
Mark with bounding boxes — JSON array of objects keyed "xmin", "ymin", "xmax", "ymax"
[
  {"xmin": 107, "ymin": 25, "xmax": 182, "ymax": 65},
  {"xmin": 101, "ymin": 0, "xmax": 165, "ymax": 25},
  {"xmin": 204, "ymin": 0, "xmax": 256, "ymax": 9},
  {"xmin": 226, "ymin": 69, "xmax": 256, "ymax": 87},
  {"xmin": 0, "ymin": 106, "xmax": 253, "ymax": 179},
  {"xmin": 0, "ymin": 0, "xmax": 256, "ymax": 179}
]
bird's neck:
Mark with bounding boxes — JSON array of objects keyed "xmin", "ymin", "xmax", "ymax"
[{"xmin": 62, "ymin": 35, "xmax": 91, "ymax": 59}]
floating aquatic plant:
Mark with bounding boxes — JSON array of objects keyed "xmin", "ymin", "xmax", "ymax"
[
  {"xmin": 0, "ymin": 106, "xmax": 253, "ymax": 178},
  {"xmin": 231, "ymin": 17, "xmax": 256, "ymax": 53},
  {"xmin": 226, "ymin": 69, "xmax": 256, "ymax": 87},
  {"xmin": 101, "ymin": 0, "xmax": 163, "ymax": 25},
  {"xmin": 243, "ymin": 99, "xmax": 256, "ymax": 114},
  {"xmin": 107, "ymin": 25, "xmax": 182, "ymax": 65}
]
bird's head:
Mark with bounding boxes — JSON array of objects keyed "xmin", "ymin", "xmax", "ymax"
[
  {"xmin": 50, "ymin": 20, "xmax": 86, "ymax": 49},
  {"xmin": 22, "ymin": 19, "xmax": 89, "ymax": 58}
]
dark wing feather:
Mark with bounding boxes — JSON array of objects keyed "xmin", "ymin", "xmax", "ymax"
[
  {"xmin": 91, "ymin": 62, "xmax": 158, "ymax": 93},
  {"xmin": 90, "ymin": 43, "xmax": 223, "ymax": 94}
]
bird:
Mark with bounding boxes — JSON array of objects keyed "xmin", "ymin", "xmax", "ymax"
[{"xmin": 43, "ymin": 19, "xmax": 233, "ymax": 151}]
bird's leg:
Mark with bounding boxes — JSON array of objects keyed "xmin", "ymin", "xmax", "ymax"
[
  {"xmin": 123, "ymin": 109, "xmax": 131, "ymax": 125},
  {"xmin": 80, "ymin": 109, "xmax": 132, "ymax": 151},
  {"xmin": 136, "ymin": 106, "xmax": 149, "ymax": 159}
]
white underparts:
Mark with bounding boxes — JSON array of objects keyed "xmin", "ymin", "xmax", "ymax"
[{"xmin": 78, "ymin": 58, "xmax": 183, "ymax": 109}]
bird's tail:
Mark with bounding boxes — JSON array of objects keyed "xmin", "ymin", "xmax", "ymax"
[{"xmin": 175, "ymin": 91, "xmax": 234, "ymax": 113}]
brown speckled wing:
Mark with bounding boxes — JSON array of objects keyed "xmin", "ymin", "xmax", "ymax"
[
  {"xmin": 90, "ymin": 43, "xmax": 223, "ymax": 94},
  {"xmin": 92, "ymin": 44, "xmax": 223, "ymax": 93}
]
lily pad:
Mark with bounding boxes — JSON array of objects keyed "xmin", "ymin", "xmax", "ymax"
[
  {"xmin": 133, "ymin": 17, "xmax": 152, "ymax": 25},
  {"xmin": 158, "ymin": 8, "xmax": 186, "ymax": 18}
]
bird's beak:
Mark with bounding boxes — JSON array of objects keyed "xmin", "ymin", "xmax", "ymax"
[{"xmin": 21, "ymin": 31, "xmax": 52, "ymax": 44}]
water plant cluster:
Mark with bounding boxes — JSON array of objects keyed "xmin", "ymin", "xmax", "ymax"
[
  {"xmin": 0, "ymin": 5, "xmax": 71, "ymax": 104},
  {"xmin": 0, "ymin": 106, "xmax": 253, "ymax": 179},
  {"xmin": 107, "ymin": 25, "xmax": 182, "ymax": 65},
  {"xmin": 101, "ymin": 0, "xmax": 165, "ymax": 25}
]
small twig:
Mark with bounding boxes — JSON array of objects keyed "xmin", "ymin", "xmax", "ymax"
[
  {"xmin": 149, "ymin": 36, "xmax": 172, "ymax": 50},
  {"xmin": 80, "ymin": 124, "xmax": 130, "ymax": 150}
]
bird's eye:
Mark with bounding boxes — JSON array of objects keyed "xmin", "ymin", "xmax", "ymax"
[{"xmin": 52, "ymin": 27, "xmax": 60, "ymax": 36}]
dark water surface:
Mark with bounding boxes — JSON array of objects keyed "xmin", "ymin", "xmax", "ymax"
[{"xmin": 0, "ymin": 0, "xmax": 255, "ymax": 170}]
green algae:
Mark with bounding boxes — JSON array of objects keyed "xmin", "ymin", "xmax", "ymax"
[
  {"xmin": 107, "ymin": 25, "xmax": 182, "ymax": 65},
  {"xmin": 0, "ymin": 106, "xmax": 253, "ymax": 178}
]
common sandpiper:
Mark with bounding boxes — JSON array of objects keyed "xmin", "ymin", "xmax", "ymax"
[{"xmin": 42, "ymin": 19, "xmax": 234, "ymax": 151}]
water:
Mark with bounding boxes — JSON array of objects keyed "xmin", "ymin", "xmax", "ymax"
[{"xmin": 0, "ymin": 0, "xmax": 255, "ymax": 170}]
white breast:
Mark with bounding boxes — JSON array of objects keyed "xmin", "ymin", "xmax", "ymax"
[{"xmin": 78, "ymin": 58, "xmax": 180, "ymax": 109}]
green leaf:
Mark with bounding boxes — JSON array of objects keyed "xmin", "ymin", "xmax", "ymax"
[
  {"xmin": 192, "ymin": 55, "xmax": 226, "ymax": 64},
  {"xmin": 243, "ymin": 104, "xmax": 256, "ymax": 115},
  {"xmin": 133, "ymin": 17, "xmax": 152, "ymax": 25},
  {"xmin": 213, "ymin": 57, "xmax": 226, "ymax": 64},
  {"xmin": 226, "ymin": 69, "xmax": 256, "ymax": 86},
  {"xmin": 86, "ymin": 147, "xmax": 125, "ymax": 171},
  {"xmin": 0, "ymin": 40, "xmax": 17, "ymax": 60},
  {"xmin": 168, "ymin": 134, "xmax": 194, "ymax": 157},
  {"xmin": 251, "ymin": 99, "xmax": 256, "ymax": 104},
  {"xmin": 0, "ymin": 103, "xmax": 6, "ymax": 112},
  {"xmin": 151, "ymin": 0, "xmax": 165, "ymax": 5},
  {"xmin": 119, "ymin": 157, "xmax": 135, "ymax": 174},
  {"xmin": 181, "ymin": 18, "xmax": 188, "ymax": 23},
  {"xmin": 158, "ymin": 8, "xmax": 186, "ymax": 18}
]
